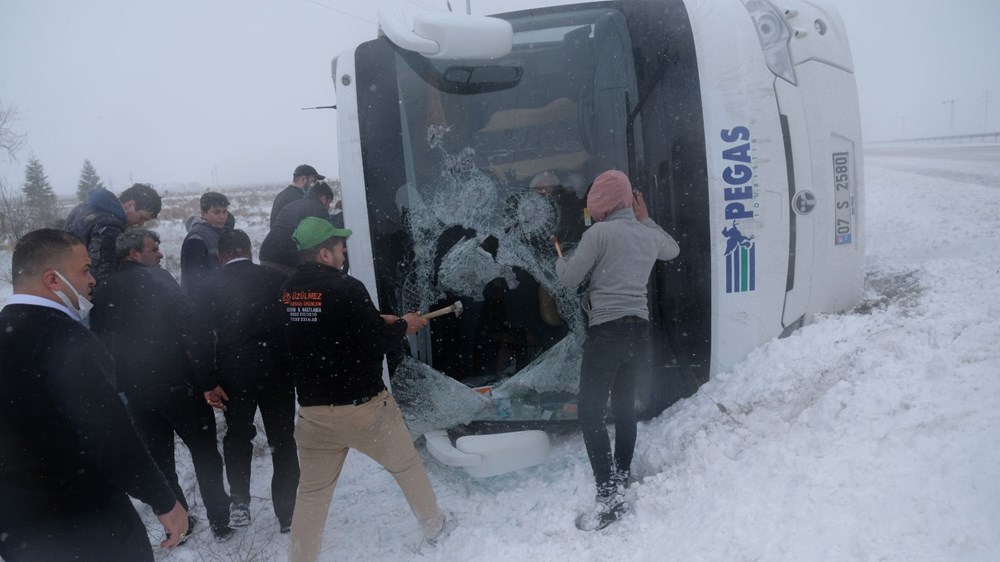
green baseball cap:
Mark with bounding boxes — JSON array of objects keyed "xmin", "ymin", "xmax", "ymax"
[{"xmin": 292, "ymin": 216, "xmax": 352, "ymax": 251}]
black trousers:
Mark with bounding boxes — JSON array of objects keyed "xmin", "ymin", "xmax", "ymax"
[
  {"xmin": 127, "ymin": 387, "xmax": 231, "ymax": 527},
  {"xmin": 578, "ymin": 319, "xmax": 650, "ymax": 495},
  {"xmin": 0, "ymin": 492, "xmax": 153, "ymax": 562},
  {"xmin": 221, "ymin": 377, "xmax": 299, "ymax": 526}
]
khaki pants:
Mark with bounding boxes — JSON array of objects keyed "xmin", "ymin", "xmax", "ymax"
[{"xmin": 289, "ymin": 391, "xmax": 443, "ymax": 562}]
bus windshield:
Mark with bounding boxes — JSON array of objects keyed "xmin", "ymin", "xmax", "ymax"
[{"xmin": 360, "ymin": 6, "xmax": 640, "ymax": 429}]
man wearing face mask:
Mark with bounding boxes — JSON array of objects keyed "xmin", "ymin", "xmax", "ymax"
[
  {"xmin": 0, "ymin": 229, "xmax": 189, "ymax": 561},
  {"xmin": 269, "ymin": 164, "xmax": 324, "ymax": 229}
]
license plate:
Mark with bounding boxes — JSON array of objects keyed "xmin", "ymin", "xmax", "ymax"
[{"xmin": 832, "ymin": 152, "xmax": 853, "ymax": 245}]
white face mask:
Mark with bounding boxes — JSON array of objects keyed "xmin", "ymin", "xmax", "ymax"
[{"xmin": 52, "ymin": 270, "xmax": 93, "ymax": 322}]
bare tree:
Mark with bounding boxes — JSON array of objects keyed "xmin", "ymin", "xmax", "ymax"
[
  {"xmin": 0, "ymin": 177, "xmax": 31, "ymax": 248},
  {"xmin": 0, "ymin": 99, "xmax": 26, "ymax": 163}
]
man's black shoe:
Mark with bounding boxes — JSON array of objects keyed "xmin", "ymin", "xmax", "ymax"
[
  {"xmin": 212, "ymin": 524, "xmax": 236, "ymax": 542},
  {"xmin": 230, "ymin": 503, "xmax": 251, "ymax": 527}
]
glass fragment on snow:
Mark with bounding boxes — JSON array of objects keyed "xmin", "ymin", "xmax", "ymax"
[{"xmin": 393, "ymin": 357, "xmax": 493, "ymax": 437}]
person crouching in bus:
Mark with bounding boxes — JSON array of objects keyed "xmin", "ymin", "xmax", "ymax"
[{"xmin": 552, "ymin": 169, "xmax": 680, "ymax": 531}]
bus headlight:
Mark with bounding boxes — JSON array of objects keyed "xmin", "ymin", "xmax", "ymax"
[{"xmin": 740, "ymin": 0, "xmax": 797, "ymax": 85}]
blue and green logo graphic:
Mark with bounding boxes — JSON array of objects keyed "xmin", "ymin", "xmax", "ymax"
[{"xmin": 723, "ymin": 221, "xmax": 755, "ymax": 293}]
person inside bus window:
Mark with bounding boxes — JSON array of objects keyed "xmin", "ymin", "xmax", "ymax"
[
  {"xmin": 529, "ymin": 171, "xmax": 585, "ymax": 246},
  {"xmin": 552, "ymin": 169, "xmax": 680, "ymax": 531}
]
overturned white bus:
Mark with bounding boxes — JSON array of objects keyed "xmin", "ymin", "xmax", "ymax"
[{"xmin": 330, "ymin": 0, "xmax": 864, "ymax": 476}]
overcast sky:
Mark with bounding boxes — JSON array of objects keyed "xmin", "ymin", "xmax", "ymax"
[{"xmin": 1, "ymin": 0, "xmax": 998, "ymax": 196}]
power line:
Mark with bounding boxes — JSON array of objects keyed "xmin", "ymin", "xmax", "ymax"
[{"xmin": 303, "ymin": 0, "xmax": 376, "ymax": 25}]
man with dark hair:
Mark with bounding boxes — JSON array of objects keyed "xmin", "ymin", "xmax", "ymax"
[
  {"xmin": 0, "ymin": 229, "xmax": 188, "ymax": 561},
  {"xmin": 260, "ymin": 181, "xmax": 334, "ymax": 274},
  {"xmin": 270, "ymin": 164, "xmax": 324, "ymax": 228},
  {"xmin": 181, "ymin": 191, "xmax": 230, "ymax": 296},
  {"xmin": 282, "ymin": 217, "xmax": 453, "ymax": 562},
  {"xmin": 116, "ymin": 228, "xmax": 178, "ymax": 290},
  {"xmin": 91, "ymin": 229, "xmax": 235, "ymax": 542},
  {"xmin": 65, "ymin": 183, "xmax": 162, "ymax": 282},
  {"xmin": 116, "ymin": 227, "xmax": 163, "ymax": 267},
  {"xmin": 192, "ymin": 229, "xmax": 299, "ymax": 533},
  {"xmin": 116, "ymin": 227, "xmax": 195, "ymax": 345}
]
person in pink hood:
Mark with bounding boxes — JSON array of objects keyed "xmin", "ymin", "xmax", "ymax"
[{"xmin": 553, "ymin": 170, "xmax": 680, "ymax": 531}]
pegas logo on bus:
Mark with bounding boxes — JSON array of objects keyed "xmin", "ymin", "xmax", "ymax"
[{"xmin": 721, "ymin": 126, "xmax": 756, "ymax": 293}]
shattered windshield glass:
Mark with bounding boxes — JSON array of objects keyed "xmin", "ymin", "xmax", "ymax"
[{"xmin": 369, "ymin": 6, "xmax": 639, "ymax": 431}]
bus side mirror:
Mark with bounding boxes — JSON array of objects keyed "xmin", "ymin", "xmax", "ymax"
[{"xmin": 378, "ymin": 8, "xmax": 513, "ymax": 60}]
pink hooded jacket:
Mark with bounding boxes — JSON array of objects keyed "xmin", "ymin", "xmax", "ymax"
[{"xmin": 586, "ymin": 170, "xmax": 634, "ymax": 221}]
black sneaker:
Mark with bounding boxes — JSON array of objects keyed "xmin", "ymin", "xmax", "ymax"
[
  {"xmin": 279, "ymin": 522, "xmax": 292, "ymax": 534},
  {"xmin": 612, "ymin": 468, "xmax": 631, "ymax": 491},
  {"xmin": 211, "ymin": 524, "xmax": 236, "ymax": 542},
  {"xmin": 230, "ymin": 503, "xmax": 251, "ymax": 527},
  {"xmin": 575, "ymin": 491, "xmax": 630, "ymax": 531}
]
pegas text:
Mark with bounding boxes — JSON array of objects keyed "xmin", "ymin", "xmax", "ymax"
[{"xmin": 721, "ymin": 126, "xmax": 754, "ymax": 220}]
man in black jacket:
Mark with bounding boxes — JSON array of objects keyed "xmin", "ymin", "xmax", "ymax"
[
  {"xmin": 0, "ymin": 229, "xmax": 188, "ymax": 561},
  {"xmin": 260, "ymin": 182, "xmax": 333, "ymax": 273},
  {"xmin": 181, "ymin": 191, "xmax": 230, "ymax": 296},
  {"xmin": 65, "ymin": 183, "xmax": 162, "ymax": 282},
  {"xmin": 193, "ymin": 229, "xmax": 299, "ymax": 533},
  {"xmin": 90, "ymin": 229, "xmax": 234, "ymax": 541},
  {"xmin": 282, "ymin": 217, "xmax": 452, "ymax": 562},
  {"xmin": 269, "ymin": 164, "xmax": 324, "ymax": 229}
]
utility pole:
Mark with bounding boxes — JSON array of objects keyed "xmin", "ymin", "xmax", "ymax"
[
  {"xmin": 985, "ymin": 90, "xmax": 992, "ymax": 134},
  {"xmin": 942, "ymin": 99, "xmax": 957, "ymax": 135}
]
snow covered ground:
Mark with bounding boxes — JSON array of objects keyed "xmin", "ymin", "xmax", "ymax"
[{"xmin": 3, "ymin": 145, "xmax": 1000, "ymax": 561}]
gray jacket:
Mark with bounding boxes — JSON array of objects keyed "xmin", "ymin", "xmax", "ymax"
[{"xmin": 555, "ymin": 207, "xmax": 679, "ymax": 326}]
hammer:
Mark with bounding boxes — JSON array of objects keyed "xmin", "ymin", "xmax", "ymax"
[{"xmin": 422, "ymin": 301, "xmax": 464, "ymax": 320}]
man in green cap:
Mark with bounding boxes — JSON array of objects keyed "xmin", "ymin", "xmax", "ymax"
[{"xmin": 282, "ymin": 217, "xmax": 453, "ymax": 562}]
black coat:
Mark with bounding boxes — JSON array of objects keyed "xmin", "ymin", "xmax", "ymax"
[
  {"xmin": 191, "ymin": 259, "xmax": 291, "ymax": 391},
  {"xmin": 260, "ymin": 196, "xmax": 329, "ymax": 268},
  {"xmin": 269, "ymin": 185, "xmax": 305, "ymax": 229},
  {"xmin": 181, "ymin": 217, "xmax": 225, "ymax": 297},
  {"xmin": 90, "ymin": 261, "xmax": 195, "ymax": 396},
  {"xmin": 0, "ymin": 303, "xmax": 177, "ymax": 529},
  {"xmin": 282, "ymin": 262, "xmax": 407, "ymax": 406},
  {"xmin": 64, "ymin": 189, "xmax": 127, "ymax": 282}
]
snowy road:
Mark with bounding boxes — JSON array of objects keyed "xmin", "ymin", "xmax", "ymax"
[{"xmin": 865, "ymin": 144, "xmax": 1000, "ymax": 189}]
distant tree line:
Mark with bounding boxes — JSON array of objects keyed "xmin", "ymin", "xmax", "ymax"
[{"xmin": 1, "ymin": 98, "xmax": 112, "ymax": 247}]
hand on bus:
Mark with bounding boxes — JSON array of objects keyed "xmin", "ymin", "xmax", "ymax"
[{"xmin": 633, "ymin": 190, "xmax": 649, "ymax": 222}]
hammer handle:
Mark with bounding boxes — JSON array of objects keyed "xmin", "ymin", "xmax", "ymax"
[{"xmin": 421, "ymin": 306, "xmax": 455, "ymax": 320}]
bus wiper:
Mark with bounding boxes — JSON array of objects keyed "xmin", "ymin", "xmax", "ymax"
[{"xmin": 628, "ymin": 46, "xmax": 680, "ymax": 124}]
